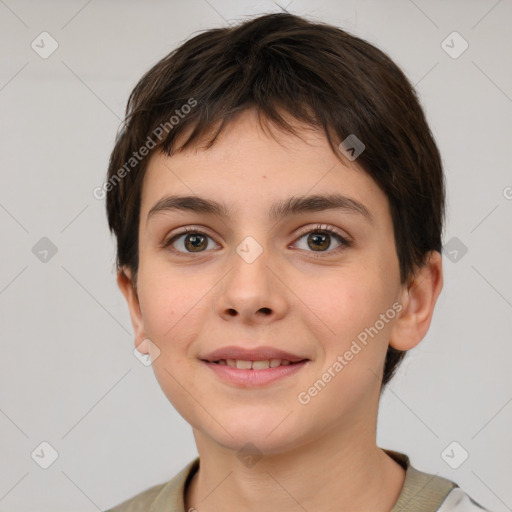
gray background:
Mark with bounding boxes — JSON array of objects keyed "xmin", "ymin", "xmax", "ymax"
[{"xmin": 1, "ymin": 0, "xmax": 511, "ymax": 510}]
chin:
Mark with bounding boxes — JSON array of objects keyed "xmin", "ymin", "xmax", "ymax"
[{"xmin": 201, "ymin": 413, "xmax": 308, "ymax": 456}]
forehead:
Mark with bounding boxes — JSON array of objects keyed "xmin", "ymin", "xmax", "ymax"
[{"xmin": 140, "ymin": 109, "xmax": 388, "ymax": 223}]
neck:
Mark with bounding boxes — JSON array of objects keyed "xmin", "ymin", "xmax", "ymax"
[{"xmin": 185, "ymin": 419, "xmax": 405, "ymax": 512}]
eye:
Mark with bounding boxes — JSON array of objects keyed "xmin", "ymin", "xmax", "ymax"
[
  {"xmin": 162, "ymin": 227, "xmax": 219, "ymax": 255},
  {"xmin": 293, "ymin": 224, "xmax": 351, "ymax": 255},
  {"xmin": 161, "ymin": 224, "xmax": 351, "ymax": 257}
]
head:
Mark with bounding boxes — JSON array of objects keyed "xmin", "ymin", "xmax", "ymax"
[{"xmin": 105, "ymin": 13, "xmax": 444, "ymax": 452}]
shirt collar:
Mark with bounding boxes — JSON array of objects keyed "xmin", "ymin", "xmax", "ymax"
[{"xmin": 148, "ymin": 450, "xmax": 456, "ymax": 512}]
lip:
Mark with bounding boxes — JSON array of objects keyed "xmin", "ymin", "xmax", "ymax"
[
  {"xmin": 201, "ymin": 345, "xmax": 307, "ymax": 363},
  {"xmin": 202, "ymin": 359, "xmax": 309, "ymax": 387}
]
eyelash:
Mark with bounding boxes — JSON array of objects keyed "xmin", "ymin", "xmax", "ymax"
[{"xmin": 161, "ymin": 224, "xmax": 352, "ymax": 258}]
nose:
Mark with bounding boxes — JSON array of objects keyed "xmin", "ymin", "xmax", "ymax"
[{"xmin": 214, "ymin": 244, "xmax": 288, "ymax": 325}]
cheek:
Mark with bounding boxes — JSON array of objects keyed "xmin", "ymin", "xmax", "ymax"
[
  {"xmin": 136, "ymin": 263, "xmax": 209, "ymax": 418},
  {"xmin": 136, "ymin": 258, "xmax": 208, "ymax": 348},
  {"xmin": 309, "ymin": 267, "xmax": 397, "ymax": 354}
]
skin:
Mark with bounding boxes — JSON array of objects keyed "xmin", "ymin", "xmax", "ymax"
[{"xmin": 118, "ymin": 108, "xmax": 443, "ymax": 512}]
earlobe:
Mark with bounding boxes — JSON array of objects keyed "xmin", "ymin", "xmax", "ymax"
[
  {"xmin": 117, "ymin": 267, "xmax": 149, "ymax": 353},
  {"xmin": 389, "ymin": 251, "xmax": 443, "ymax": 351}
]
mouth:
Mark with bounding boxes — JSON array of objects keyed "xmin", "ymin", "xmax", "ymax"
[
  {"xmin": 200, "ymin": 358, "xmax": 310, "ymax": 387},
  {"xmin": 205, "ymin": 358, "xmax": 308, "ymax": 369},
  {"xmin": 199, "ymin": 345, "xmax": 310, "ymax": 386}
]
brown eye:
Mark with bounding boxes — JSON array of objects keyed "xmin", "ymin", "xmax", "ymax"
[
  {"xmin": 293, "ymin": 225, "xmax": 351, "ymax": 255},
  {"xmin": 164, "ymin": 229, "xmax": 218, "ymax": 254},
  {"xmin": 307, "ymin": 232, "xmax": 331, "ymax": 251},
  {"xmin": 183, "ymin": 233, "xmax": 208, "ymax": 252}
]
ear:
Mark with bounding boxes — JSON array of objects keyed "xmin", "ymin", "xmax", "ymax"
[
  {"xmin": 117, "ymin": 267, "xmax": 150, "ymax": 354},
  {"xmin": 389, "ymin": 251, "xmax": 443, "ymax": 351}
]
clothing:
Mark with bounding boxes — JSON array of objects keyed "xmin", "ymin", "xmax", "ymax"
[{"xmin": 104, "ymin": 450, "xmax": 489, "ymax": 511}]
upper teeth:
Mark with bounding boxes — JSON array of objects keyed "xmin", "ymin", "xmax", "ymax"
[{"xmin": 216, "ymin": 359, "xmax": 292, "ymax": 369}]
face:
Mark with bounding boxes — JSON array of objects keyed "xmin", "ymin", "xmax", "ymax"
[{"xmin": 120, "ymin": 109, "xmax": 412, "ymax": 455}]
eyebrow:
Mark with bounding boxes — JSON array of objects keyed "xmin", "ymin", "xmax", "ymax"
[{"xmin": 146, "ymin": 193, "xmax": 373, "ymax": 225}]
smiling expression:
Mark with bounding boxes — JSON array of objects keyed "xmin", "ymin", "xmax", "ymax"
[{"xmin": 120, "ymin": 108, "xmax": 409, "ymax": 453}]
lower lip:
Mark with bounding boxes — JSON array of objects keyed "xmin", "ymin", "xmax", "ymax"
[{"xmin": 202, "ymin": 360, "xmax": 309, "ymax": 387}]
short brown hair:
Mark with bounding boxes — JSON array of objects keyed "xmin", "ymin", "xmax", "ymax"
[{"xmin": 105, "ymin": 12, "xmax": 445, "ymax": 385}]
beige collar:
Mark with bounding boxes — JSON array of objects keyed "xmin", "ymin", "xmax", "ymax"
[{"xmin": 143, "ymin": 450, "xmax": 457, "ymax": 512}]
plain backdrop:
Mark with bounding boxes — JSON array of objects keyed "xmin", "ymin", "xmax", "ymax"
[{"xmin": 0, "ymin": 1, "xmax": 511, "ymax": 511}]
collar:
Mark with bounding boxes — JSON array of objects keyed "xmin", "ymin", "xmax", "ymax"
[
  {"xmin": 386, "ymin": 450, "xmax": 458, "ymax": 511},
  {"xmin": 147, "ymin": 450, "xmax": 457, "ymax": 512}
]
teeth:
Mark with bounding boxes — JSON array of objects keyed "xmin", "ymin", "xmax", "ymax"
[
  {"xmin": 252, "ymin": 360, "xmax": 270, "ymax": 370},
  {"xmin": 216, "ymin": 359, "xmax": 295, "ymax": 369}
]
